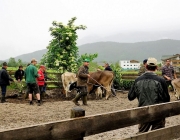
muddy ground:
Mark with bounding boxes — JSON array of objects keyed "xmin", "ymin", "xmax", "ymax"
[{"xmin": 0, "ymin": 89, "xmax": 180, "ymax": 140}]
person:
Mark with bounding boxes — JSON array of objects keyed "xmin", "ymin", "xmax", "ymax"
[
  {"xmin": 104, "ymin": 63, "xmax": 113, "ymax": 71},
  {"xmin": 42, "ymin": 69, "xmax": 51, "ymax": 94},
  {"xmin": 25, "ymin": 58, "xmax": 41, "ymax": 106},
  {"xmin": 37, "ymin": 65, "xmax": 46, "ymax": 103},
  {"xmin": 138, "ymin": 59, "xmax": 147, "ymax": 76},
  {"xmin": 72, "ymin": 58, "xmax": 90, "ymax": 106},
  {"xmin": 104, "ymin": 63, "xmax": 116, "ymax": 96},
  {"xmin": 0, "ymin": 62, "xmax": 14, "ymax": 103},
  {"xmin": 128, "ymin": 57, "xmax": 170, "ymax": 133},
  {"xmin": 162, "ymin": 59, "xmax": 177, "ymax": 91},
  {"xmin": 15, "ymin": 65, "xmax": 24, "ymax": 81},
  {"xmin": 14, "ymin": 65, "xmax": 24, "ymax": 94}
]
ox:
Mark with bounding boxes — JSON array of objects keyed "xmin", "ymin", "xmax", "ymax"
[
  {"xmin": 69, "ymin": 71, "xmax": 114, "ymax": 100},
  {"xmin": 171, "ymin": 78, "xmax": 180, "ymax": 100},
  {"xmin": 61, "ymin": 72, "xmax": 77, "ymax": 97},
  {"xmin": 87, "ymin": 70, "xmax": 114, "ymax": 100}
]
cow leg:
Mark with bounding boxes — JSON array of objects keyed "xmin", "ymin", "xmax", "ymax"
[{"xmin": 105, "ymin": 86, "xmax": 111, "ymax": 100}]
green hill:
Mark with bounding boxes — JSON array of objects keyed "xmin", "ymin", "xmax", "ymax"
[{"xmin": 3, "ymin": 39, "xmax": 180, "ymax": 63}]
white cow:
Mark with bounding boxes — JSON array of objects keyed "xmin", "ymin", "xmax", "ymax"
[
  {"xmin": 171, "ymin": 78, "xmax": 180, "ymax": 100},
  {"xmin": 61, "ymin": 72, "xmax": 77, "ymax": 97}
]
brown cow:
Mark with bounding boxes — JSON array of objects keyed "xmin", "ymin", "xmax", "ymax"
[
  {"xmin": 87, "ymin": 70, "xmax": 114, "ymax": 100},
  {"xmin": 171, "ymin": 78, "xmax": 180, "ymax": 100}
]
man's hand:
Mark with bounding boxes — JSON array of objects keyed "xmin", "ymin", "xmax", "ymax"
[
  {"xmin": 87, "ymin": 74, "xmax": 90, "ymax": 78},
  {"xmin": 166, "ymin": 76, "xmax": 171, "ymax": 81}
]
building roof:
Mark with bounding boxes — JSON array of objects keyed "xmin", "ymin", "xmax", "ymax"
[{"xmin": 161, "ymin": 54, "xmax": 180, "ymax": 61}]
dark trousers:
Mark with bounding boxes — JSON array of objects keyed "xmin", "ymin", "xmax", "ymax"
[
  {"xmin": 166, "ymin": 80, "xmax": 174, "ymax": 91},
  {"xmin": 1, "ymin": 85, "xmax": 7, "ymax": 96},
  {"xmin": 138, "ymin": 118, "xmax": 165, "ymax": 133}
]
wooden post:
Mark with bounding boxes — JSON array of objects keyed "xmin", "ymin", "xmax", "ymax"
[
  {"xmin": 70, "ymin": 107, "xmax": 85, "ymax": 140},
  {"xmin": 70, "ymin": 106, "xmax": 85, "ymax": 118}
]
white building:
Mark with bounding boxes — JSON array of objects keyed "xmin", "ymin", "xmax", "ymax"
[{"xmin": 119, "ymin": 60, "xmax": 140, "ymax": 70}]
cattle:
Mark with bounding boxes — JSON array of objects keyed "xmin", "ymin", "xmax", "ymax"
[
  {"xmin": 95, "ymin": 87, "xmax": 103, "ymax": 99},
  {"xmin": 171, "ymin": 78, "xmax": 180, "ymax": 100},
  {"xmin": 68, "ymin": 71, "xmax": 114, "ymax": 100},
  {"xmin": 87, "ymin": 70, "xmax": 114, "ymax": 100},
  {"xmin": 61, "ymin": 72, "xmax": 77, "ymax": 97}
]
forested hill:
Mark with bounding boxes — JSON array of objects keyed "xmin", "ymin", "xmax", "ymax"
[{"xmin": 4, "ymin": 39, "xmax": 180, "ymax": 63}]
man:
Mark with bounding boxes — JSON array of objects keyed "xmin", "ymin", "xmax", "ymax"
[
  {"xmin": 138, "ymin": 59, "xmax": 147, "ymax": 76},
  {"xmin": 37, "ymin": 65, "xmax": 46, "ymax": 103},
  {"xmin": 104, "ymin": 63, "xmax": 112, "ymax": 71},
  {"xmin": 25, "ymin": 58, "xmax": 41, "ymax": 106},
  {"xmin": 15, "ymin": 65, "xmax": 24, "ymax": 94},
  {"xmin": 162, "ymin": 59, "xmax": 177, "ymax": 91},
  {"xmin": 128, "ymin": 57, "xmax": 170, "ymax": 133},
  {"xmin": 15, "ymin": 65, "xmax": 24, "ymax": 81},
  {"xmin": 104, "ymin": 63, "xmax": 116, "ymax": 96},
  {"xmin": 0, "ymin": 62, "xmax": 14, "ymax": 103},
  {"xmin": 72, "ymin": 58, "xmax": 90, "ymax": 106}
]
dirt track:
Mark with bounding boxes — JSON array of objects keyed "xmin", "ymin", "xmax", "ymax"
[{"xmin": 0, "ymin": 90, "xmax": 180, "ymax": 140}]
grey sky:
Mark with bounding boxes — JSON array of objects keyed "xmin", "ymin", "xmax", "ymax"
[{"xmin": 0, "ymin": 0, "xmax": 180, "ymax": 60}]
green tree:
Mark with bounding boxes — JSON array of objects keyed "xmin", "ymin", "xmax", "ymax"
[
  {"xmin": 41, "ymin": 17, "xmax": 87, "ymax": 73},
  {"xmin": 8, "ymin": 57, "xmax": 17, "ymax": 67},
  {"xmin": 17, "ymin": 59, "xmax": 23, "ymax": 66},
  {"xmin": 110, "ymin": 62, "xmax": 123, "ymax": 90}
]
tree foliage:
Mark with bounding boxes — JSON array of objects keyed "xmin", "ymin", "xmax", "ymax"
[
  {"xmin": 41, "ymin": 17, "xmax": 92, "ymax": 73},
  {"xmin": 110, "ymin": 62, "xmax": 123, "ymax": 90}
]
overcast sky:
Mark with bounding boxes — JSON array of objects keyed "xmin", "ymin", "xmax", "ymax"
[{"xmin": 1, "ymin": 0, "xmax": 180, "ymax": 60}]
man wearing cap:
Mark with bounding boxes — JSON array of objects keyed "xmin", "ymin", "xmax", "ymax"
[
  {"xmin": 37, "ymin": 65, "xmax": 46, "ymax": 103},
  {"xmin": 138, "ymin": 59, "xmax": 147, "ymax": 76},
  {"xmin": 25, "ymin": 58, "xmax": 41, "ymax": 106},
  {"xmin": 128, "ymin": 57, "xmax": 170, "ymax": 133},
  {"xmin": 0, "ymin": 62, "xmax": 14, "ymax": 103},
  {"xmin": 72, "ymin": 58, "xmax": 90, "ymax": 106}
]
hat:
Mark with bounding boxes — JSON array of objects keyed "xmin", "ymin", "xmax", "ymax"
[
  {"xmin": 83, "ymin": 58, "xmax": 90, "ymax": 62},
  {"xmin": 31, "ymin": 58, "xmax": 37, "ymax": 63},
  {"xmin": 40, "ymin": 65, "xmax": 45, "ymax": 68},
  {"xmin": 143, "ymin": 59, "xmax": 148, "ymax": 64},
  {"xmin": 2, "ymin": 62, "xmax": 7, "ymax": 66},
  {"xmin": 147, "ymin": 57, "xmax": 157, "ymax": 66}
]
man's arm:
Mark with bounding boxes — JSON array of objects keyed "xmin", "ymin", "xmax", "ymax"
[
  {"xmin": 162, "ymin": 67, "xmax": 170, "ymax": 80},
  {"xmin": 160, "ymin": 79, "xmax": 170, "ymax": 102},
  {"xmin": 128, "ymin": 82, "xmax": 137, "ymax": 101},
  {"xmin": 78, "ymin": 67, "xmax": 89, "ymax": 78}
]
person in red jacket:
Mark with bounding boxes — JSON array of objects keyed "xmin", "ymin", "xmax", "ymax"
[{"xmin": 37, "ymin": 65, "xmax": 46, "ymax": 103}]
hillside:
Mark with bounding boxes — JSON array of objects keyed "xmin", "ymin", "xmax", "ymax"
[{"xmin": 2, "ymin": 39, "xmax": 180, "ymax": 63}]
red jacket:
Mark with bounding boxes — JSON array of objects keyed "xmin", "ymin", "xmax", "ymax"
[{"xmin": 37, "ymin": 69, "xmax": 45, "ymax": 86}]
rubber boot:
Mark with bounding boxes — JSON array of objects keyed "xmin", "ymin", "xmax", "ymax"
[
  {"xmin": 72, "ymin": 93, "xmax": 82, "ymax": 106},
  {"xmin": 82, "ymin": 95, "xmax": 88, "ymax": 105},
  {"xmin": 1, "ymin": 95, "xmax": 6, "ymax": 103}
]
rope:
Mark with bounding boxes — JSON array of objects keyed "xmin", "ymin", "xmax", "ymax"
[{"xmin": 88, "ymin": 76, "xmax": 120, "ymax": 99}]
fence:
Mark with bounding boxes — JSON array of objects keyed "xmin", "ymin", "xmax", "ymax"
[
  {"xmin": 0, "ymin": 101, "xmax": 180, "ymax": 140},
  {"xmin": 7, "ymin": 70, "xmax": 180, "ymax": 90}
]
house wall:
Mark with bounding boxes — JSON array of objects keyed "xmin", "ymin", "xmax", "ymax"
[{"xmin": 119, "ymin": 60, "xmax": 140, "ymax": 70}]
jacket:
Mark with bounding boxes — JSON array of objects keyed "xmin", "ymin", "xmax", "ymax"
[
  {"xmin": 128, "ymin": 72, "xmax": 170, "ymax": 107},
  {"xmin": 15, "ymin": 69, "xmax": 24, "ymax": 81},
  {"xmin": 25, "ymin": 64, "xmax": 38, "ymax": 84},
  {"xmin": 37, "ymin": 69, "xmax": 45, "ymax": 86},
  {"xmin": 104, "ymin": 66, "xmax": 112, "ymax": 71},
  {"xmin": 77, "ymin": 65, "xmax": 89, "ymax": 86},
  {"xmin": 162, "ymin": 65, "xmax": 175, "ymax": 80},
  {"xmin": 0, "ymin": 67, "xmax": 13, "ymax": 86}
]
